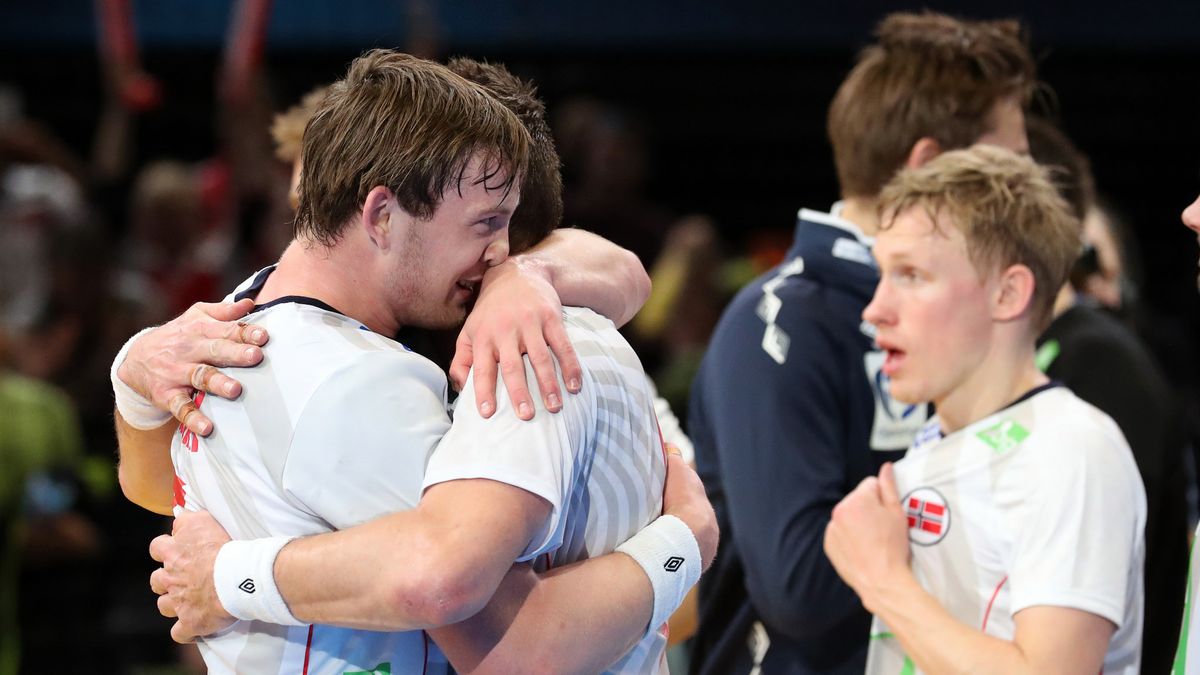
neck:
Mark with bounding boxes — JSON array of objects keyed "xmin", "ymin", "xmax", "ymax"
[
  {"xmin": 259, "ymin": 238, "xmax": 400, "ymax": 336},
  {"xmin": 934, "ymin": 333, "xmax": 1048, "ymax": 434},
  {"xmin": 839, "ymin": 196, "xmax": 881, "ymax": 237},
  {"xmin": 1052, "ymin": 284, "xmax": 1076, "ymax": 319}
]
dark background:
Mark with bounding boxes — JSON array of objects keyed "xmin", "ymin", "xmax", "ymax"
[
  {"xmin": 1, "ymin": 1, "xmax": 1197, "ymax": 672},
  {"xmin": 2, "ymin": 0, "xmax": 1197, "ymax": 327}
]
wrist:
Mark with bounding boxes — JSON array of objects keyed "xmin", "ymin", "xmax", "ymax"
[
  {"xmin": 213, "ymin": 537, "xmax": 306, "ymax": 626},
  {"xmin": 111, "ymin": 326, "xmax": 171, "ymax": 429},
  {"xmin": 615, "ymin": 514, "xmax": 702, "ymax": 635},
  {"xmin": 861, "ymin": 563, "xmax": 919, "ymax": 616}
]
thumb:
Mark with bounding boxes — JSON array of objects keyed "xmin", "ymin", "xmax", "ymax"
[
  {"xmin": 878, "ymin": 462, "xmax": 901, "ymax": 507},
  {"xmin": 204, "ymin": 298, "xmax": 256, "ymax": 321}
]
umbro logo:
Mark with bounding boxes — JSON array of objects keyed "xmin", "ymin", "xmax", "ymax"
[
  {"xmin": 664, "ymin": 556, "xmax": 684, "ymax": 572},
  {"xmin": 239, "ymin": 578, "xmax": 256, "ymax": 594}
]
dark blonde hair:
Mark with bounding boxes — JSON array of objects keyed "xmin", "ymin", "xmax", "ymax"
[
  {"xmin": 295, "ymin": 50, "xmax": 530, "ymax": 246},
  {"xmin": 879, "ymin": 145, "xmax": 1081, "ymax": 331},
  {"xmin": 271, "ymin": 85, "xmax": 329, "ymax": 163},
  {"xmin": 446, "ymin": 58, "xmax": 563, "ymax": 254},
  {"xmin": 828, "ymin": 12, "xmax": 1036, "ymax": 199}
]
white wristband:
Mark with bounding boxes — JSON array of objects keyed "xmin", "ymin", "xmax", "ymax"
[
  {"xmin": 111, "ymin": 326, "xmax": 172, "ymax": 429},
  {"xmin": 615, "ymin": 514, "xmax": 702, "ymax": 635},
  {"xmin": 213, "ymin": 537, "xmax": 305, "ymax": 626}
]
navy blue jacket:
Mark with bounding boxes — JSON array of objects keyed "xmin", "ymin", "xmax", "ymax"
[{"xmin": 689, "ymin": 209, "xmax": 920, "ymax": 674}]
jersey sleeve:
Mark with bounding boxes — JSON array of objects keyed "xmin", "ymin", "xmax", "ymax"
[
  {"xmin": 422, "ymin": 356, "xmax": 584, "ymax": 563},
  {"xmin": 691, "ymin": 294, "xmax": 868, "ymax": 638},
  {"xmin": 1006, "ymin": 417, "xmax": 1145, "ymax": 627},
  {"xmin": 281, "ymin": 350, "xmax": 451, "ymax": 530}
]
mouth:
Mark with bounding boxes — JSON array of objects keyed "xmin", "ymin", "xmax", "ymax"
[{"xmin": 878, "ymin": 340, "xmax": 906, "ymax": 377}]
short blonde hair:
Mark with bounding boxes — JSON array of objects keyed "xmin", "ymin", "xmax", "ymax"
[
  {"xmin": 879, "ymin": 145, "xmax": 1081, "ymax": 330},
  {"xmin": 271, "ymin": 85, "xmax": 329, "ymax": 163}
]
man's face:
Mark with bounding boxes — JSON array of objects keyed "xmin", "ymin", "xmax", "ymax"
[
  {"xmin": 1183, "ymin": 194, "xmax": 1200, "ymax": 289},
  {"xmin": 974, "ymin": 95, "xmax": 1029, "ymax": 156},
  {"xmin": 386, "ymin": 155, "xmax": 518, "ymax": 329},
  {"xmin": 863, "ymin": 207, "xmax": 997, "ymax": 406}
]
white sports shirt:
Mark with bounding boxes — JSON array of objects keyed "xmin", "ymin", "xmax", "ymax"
[
  {"xmin": 424, "ymin": 305, "xmax": 669, "ymax": 674},
  {"xmin": 173, "ymin": 275, "xmax": 454, "ymax": 674},
  {"xmin": 866, "ymin": 385, "xmax": 1145, "ymax": 675},
  {"xmin": 173, "ymin": 268, "xmax": 667, "ymax": 674}
]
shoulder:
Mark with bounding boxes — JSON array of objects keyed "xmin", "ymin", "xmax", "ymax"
[{"xmin": 1011, "ymin": 388, "xmax": 1137, "ymax": 488}]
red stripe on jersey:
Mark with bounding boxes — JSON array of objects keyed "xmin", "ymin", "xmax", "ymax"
[
  {"xmin": 981, "ymin": 576, "xmax": 1008, "ymax": 632},
  {"xmin": 923, "ymin": 502, "xmax": 945, "ymax": 516},
  {"xmin": 173, "ymin": 474, "xmax": 186, "ymax": 508},
  {"xmin": 302, "ymin": 624, "xmax": 314, "ymax": 674}
]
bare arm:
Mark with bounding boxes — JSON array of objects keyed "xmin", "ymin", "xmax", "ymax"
[
  {"xmin": 115, "ymin": 411, "xmax": 176, "ymax": 515},
  {"xmin": 867, "ymin": 574, "xmax": 1112, "ymax": 675},
  {"xmin": 274, "ymin": 479, "xmax": 550, "ymax": 630},
  {"xmin": 824, "ymin": 464, "xmax": 1113, "ymax": 675},
  {"xmin": 519, "ymin": 228, "xmax": 650, "ymax": 329},
  {"xmin": 449, "ymin": 228, "xmax": 650, "ymax": 422},
  {"xmin": 432, "ymin": 448, "xmax": 718, "ymax": 674}
]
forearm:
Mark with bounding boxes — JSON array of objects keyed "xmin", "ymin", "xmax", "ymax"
[
  {"xmin": 516, "ymin": 228, "xmax": 650, "ymax": 327},
  {"xmin": 115, "ymin": 409, "xmax": 176, "ymax": 515},
  {"xmin": 871, "ymin": 572, "xmax": 1034, "ymax": 675},
  {"xmin": 273, "ymin": 507, "xmax": 519, "ymax": 631},
  {"xmin": 432, "ymin": 553, "xmax": 653, "ymax": 674}
]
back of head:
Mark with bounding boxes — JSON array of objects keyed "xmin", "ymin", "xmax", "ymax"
[
  {"xmin": 295, "ymin": 50, "xmax": 531, "ymax": 246},
  {"xmin": 271, "ymin": 85, "xmax": 330, "ymax": 164},
  {"xmin": 1025, "ymin": 116, "xmax": 1095, "ymax": 222},
  {"xmin": 879, "ymin": 145, "xmax": 1080, "ymax": 331},
  {"xmin": 828, "ymin": 12, "xmax": 1036, "ymax": 199},
  {"xmin": 446, "ymin": 57, "xmax": 563, "ymax": 254}
]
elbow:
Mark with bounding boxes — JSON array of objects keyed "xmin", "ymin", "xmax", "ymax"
[
  {"xmin": 618, "ymin": 248, "xmax": 652, "ymax": 327},
  {"xmin": 387, "ymin": 540, "xmax": 493, "ymax": 628},
  {"xmin": 117, "ymin": 462, "xmax": 173, "ymax": 516}
]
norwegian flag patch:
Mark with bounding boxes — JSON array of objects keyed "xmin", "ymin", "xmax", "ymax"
[{"xmin": 903, "ymin": 487, "xmax": 951, "ymax": 546}]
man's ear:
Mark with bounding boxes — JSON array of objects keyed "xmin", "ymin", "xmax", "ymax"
[
  {"xmin": 906, "ymin": 137, "xmax": 942, "ymax": 170},
  {"xmin": 993, "ymin": 263, "xmax": 1036, "ymax": 322},
  {"xmin": 361, "ymin": 186, "xmax": 395, "ymax": 250}
]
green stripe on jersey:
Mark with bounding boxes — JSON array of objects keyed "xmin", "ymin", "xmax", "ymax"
[
  {"xmin": 976, "ymin": 419, "xmax": 1030, "ymax": 453},
  {"xmin": 1035, "ymin": 339, "xmax": 1060, "ymax": 372},
  {"xmin": 900, "ymin": 656, "xmax": 916, "ymax": 675},
  {"xmin": 1173, "ymin": 539, "xmax": 1197, "ymax": 674}
]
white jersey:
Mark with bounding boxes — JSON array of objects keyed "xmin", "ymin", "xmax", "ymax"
[
  {"xmin": 172, "ymin": 269, "xmax": 454, "ymax": 675},
  {"xmin": 424, "ymin": 306, "xmax": 669, "ymax": 674},
  {"xmin": 1174, "ymin": 526, "xmax": 1200, "ymax": 673},
  {"xmin": 867, "ymin": 385, "xmax": 1145, "ymax": 675}
]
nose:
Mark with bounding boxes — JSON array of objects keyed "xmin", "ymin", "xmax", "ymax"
[
  {"xmin": 483, "ymin": 232, "xmax": 510, "ymax": 267},
  {"xmin": 862, "ymin": 280, "xmax": 894, "ymax": 329},
  {"xmin": 1183, "ymin": 194, "xmax": 1200, "ymax": 235}
]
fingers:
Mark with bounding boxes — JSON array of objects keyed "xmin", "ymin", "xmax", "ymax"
[
  {"xmin": 158, "ymin": 592, "xmax": 179, "ymax": 619},
  {"xmin": 878, "ymin": 462, "xmax": 900, "ymax": 506},
  {"xmin": 471, "ymin": 351, "xmax": 498, "ymax": 419},
  {"xmin": 544, "ymin": 320, "xmax": 582, "ymax": 394},
  {"xmin": 150, "ymin": 567, "xmax": 168, "ymax": 595},
  {"xmin": 523, "ymin": 340, "xmax": 562, "ymax": 413},
  {"xmin": 170, "ymin": 621, "xmax": 197, "ymax": 645},
  {"xmin": 448, "ymin": 335, "xmax": 473, "ymax": 393},
  {"xmin": 189, "ymin": 363, "xmax": 244, "ymax": 400},
  {"xmin": 192, "ymin": 298, "xmax": 257, "ymax": 325},
  {"xmin": 149, "ymin": 534, "xmax": 173, "ymax": 563},
  {"xmin": 497, "ymin": 347, "xmax": 534, "ymax": 421}
]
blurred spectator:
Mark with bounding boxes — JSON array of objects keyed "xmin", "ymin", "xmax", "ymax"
[
  {"xmin": 689, "ymin": 13, "xmax": 1036, "ymax": 673},
  {"xmin": 555, "ymin": 97, "xmax": 673, "ymax": 266},
  {"xmin": 1027, "ymin": 115, "xmax": 1188, "ymax": 675}
]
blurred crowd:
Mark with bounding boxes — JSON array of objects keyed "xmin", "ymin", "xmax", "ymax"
[{"xmin": 1, "ymin": 6, "xmax": 1197, "ymax": 675}]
